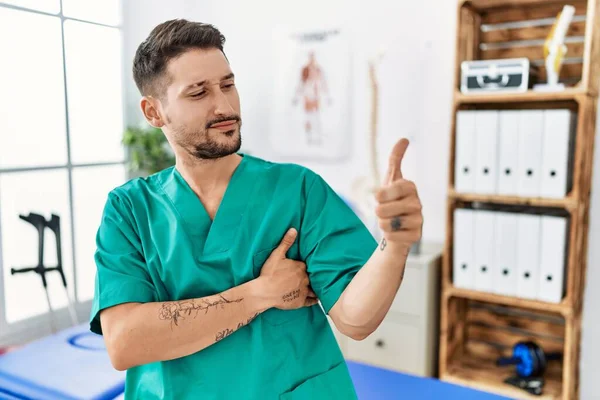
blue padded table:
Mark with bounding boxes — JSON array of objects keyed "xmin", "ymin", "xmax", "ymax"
[
  {"xmin": 347, "ymin": 361, "xmax": 514, "ymax": 400},
  {"xmin": 0, "ymin": 393, "xmax": 22, "ymax": 400},
  {"xmin": 0, "ymin": 324, "xmax": 125, "ymax": 400}
]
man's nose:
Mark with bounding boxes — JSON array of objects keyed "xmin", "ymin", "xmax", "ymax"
[{"xmin": 213, "ymin": 89, "xmax": 235, "ymax": 116}]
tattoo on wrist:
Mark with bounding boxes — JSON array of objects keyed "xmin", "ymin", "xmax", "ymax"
[
  {"xmin": 158, "ymin": 295, "xmax": 243, "ymax": 328},
  {"xmin": 282, "ymin": 289, "xmax": 301, "ymax": 302},
  {"xmin": 215, "ymin": 328, "xmax": 234, "ymax": 341},
  {"xmin": 216, "ymin": 312, "xmax": 260, "ymax": 342},
  {"xmin": 380, "ymin": 238, "xmax": 387, "ymax": 251}
]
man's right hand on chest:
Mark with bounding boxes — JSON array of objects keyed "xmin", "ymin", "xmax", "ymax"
[{"xmin": 257, "ymin": 228, "xmax": 318, "ymax": 310}]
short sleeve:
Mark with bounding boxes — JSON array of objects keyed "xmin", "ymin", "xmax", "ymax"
[
  {"xmin": 299, "ymin": 173, "xmax": 378, "ymax": 314},
  {"xmin": 89, "ymin": 192, "xmax": 157, "ymax": 335}
]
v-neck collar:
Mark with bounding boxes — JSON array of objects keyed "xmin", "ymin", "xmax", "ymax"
[{"xmin": 159, "ymin": 154, "xmax": 251, "ymax": 255}]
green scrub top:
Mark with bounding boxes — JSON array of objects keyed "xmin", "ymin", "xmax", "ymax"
[{"xmin": 90, "ymin": 153, "xmax": 377, "ymax": 399}]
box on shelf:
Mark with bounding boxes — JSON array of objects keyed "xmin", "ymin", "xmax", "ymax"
[{"xmin": 460, "ymin": 58, "xmax": 539, "ymax": 94}]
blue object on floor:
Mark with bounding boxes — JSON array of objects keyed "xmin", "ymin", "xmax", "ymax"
[
  {"xmin": 0, "ymin": 324, "xmax": 124, "ymax": 400},
  {"xmin": 347, "ymin": 361, "xmax": 514, "ymax": 400},
  {"xmin": 0, "ymin": 390, "xmax": 23, "ymax": 400}
]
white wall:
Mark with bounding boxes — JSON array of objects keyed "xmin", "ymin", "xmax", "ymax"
[{"xmin": 123, "ymin": 0, "xmax": 599, "ymax": 397}]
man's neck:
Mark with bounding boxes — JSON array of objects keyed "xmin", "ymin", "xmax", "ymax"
[{"xmin": 175, "ymin": 153, "xmax": 243, "ymax": 198}]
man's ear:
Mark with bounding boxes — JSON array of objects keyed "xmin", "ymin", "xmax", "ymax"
[{"xmin": 140, "ymin": 96, "xmax": 165, "ymax": 128}]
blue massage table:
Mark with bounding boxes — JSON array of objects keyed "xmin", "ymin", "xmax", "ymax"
[
  {"xmin": 347, "ymin": 361, "xmax": 513, "ymax": 400},
  {"xmin": 0, "ymin": 324, "xmax": 124, "ymax": 400},
  {"xmin": 0, "ymin": 324, "xmax": 513, "ymax": 400}
]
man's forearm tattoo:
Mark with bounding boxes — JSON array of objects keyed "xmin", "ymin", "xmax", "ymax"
[
  {"xmin": 237, "ymin": 312, "xmax": 259, "ymax": 329},
  {"xmin": 215, "ymin": 328, "xmax": 234, "ymax": 341},
  {"xmin": 158, "ymin": 295, "xmax": 243, "ymax": 328},
  {"xmin": 216, "ymin": 312, "xmax": 260, "ymax": 342},
  {"xmin": 380, "ymin": 238, "xmax": 387, "ymax": 251},
  {"xmin": 282, "ymin": 289, "xmax": 301, "ymax": 303}
]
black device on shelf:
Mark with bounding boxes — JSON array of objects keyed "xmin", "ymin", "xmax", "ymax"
[{"xmin": 497, "ymin": 341, "xmax": 563, "ymax": 396}]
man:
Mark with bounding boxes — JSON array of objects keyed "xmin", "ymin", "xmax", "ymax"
[{"xmin": 91, "ymin": 19, "xmax": 423, "ymax": 399}]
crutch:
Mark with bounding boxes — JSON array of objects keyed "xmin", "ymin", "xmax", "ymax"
[
  {"xmin": 46, "ymin": 214, "xmax": 78, "ymax": 327},
  {"xmin": 11, "ymin": 213, "xmax": 78, "ymax": 333}
]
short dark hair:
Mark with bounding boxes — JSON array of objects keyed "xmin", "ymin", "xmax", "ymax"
[{"xmin": 133, "ymin": 19, "xmax": 226, "ymax": 97}]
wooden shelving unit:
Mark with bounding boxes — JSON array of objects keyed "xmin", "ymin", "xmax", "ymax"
[
  {"xmin": 444, "ymin": 286, "xmax": 570, "ymax": 316},
  {"xmin": 455, "ymin": 88, "xmax": 587, "ymax": 104},
  {"xmin": 445, "ymin": 351, "xmax": 564, "ymax": 400},
  {"xmin": 439, "ymin": 1, "xmax": 600, "ymax": 399},
  {"xmin": 448, "ymin": 189, "xmax": 579, "ymax": 210}
]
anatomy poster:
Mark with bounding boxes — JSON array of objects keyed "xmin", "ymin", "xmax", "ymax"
[{"xmin": 269, "ymin": 28, "xmax": 351, "ymax": 160}]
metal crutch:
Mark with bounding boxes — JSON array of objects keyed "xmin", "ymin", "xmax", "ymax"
[
  {"xmin": 46, "ymin": 214, "xmax": 78, "ymax": 326},
  {"xmin": 11, "ymin": 213, "xmax": 57, "ymax": 332},
  {"xmin": 11, "ymin": 213, "xmax": 78, "ymax": 333}
]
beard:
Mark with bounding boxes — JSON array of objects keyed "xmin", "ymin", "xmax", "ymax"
[
  {"xmin": 170, "ymin": 115, "xmax": 242, "ymax": 160},
  {"xmin": 189, "ymin": 128, "xmax": 242, "ymax": 160}
]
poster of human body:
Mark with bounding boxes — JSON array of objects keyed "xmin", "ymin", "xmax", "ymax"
[{"xmin": 269, "ymin": 28, "xmax": 351, "ymax": 160}]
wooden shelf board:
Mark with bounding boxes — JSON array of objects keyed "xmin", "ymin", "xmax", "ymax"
[
  {"xmin": 445, "ymin": 285, "xmax": 570, "ymax": 316},
  {"xmin": 463, "ymin": 0, "xmax": 581, "ymax": 11},
  {"xmin": 455, "ymin": 88, "xmax": 587, "ymax": 104},
  {"xmin": 443, "ymin": 352, "xmax": 562, "ymax": 400},
  {"xmin": 449, "ymin": 190, "xmax": 578, "ymax": 210}
]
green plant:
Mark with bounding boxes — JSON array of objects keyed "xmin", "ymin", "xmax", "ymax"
[{"xmin": 122, "ymin": 125, "xmax": 175, "ymax": 175}]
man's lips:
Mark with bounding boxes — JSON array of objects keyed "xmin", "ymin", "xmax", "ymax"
[{"xmin": 210, "ymin": 120, "xmax": 238, "ymax": 129}]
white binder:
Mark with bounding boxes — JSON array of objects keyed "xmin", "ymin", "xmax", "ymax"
[
  {"xmin": 541, "ymin": 110, "xmax": 575, "ymax": 198},
  {"xmin": 493, "ymin": 212, "xmax": 518, "ymax": 297},
  {"xmin": 538, "ymin": 216, "xmax": 568, "ymax": 303},
  {"xmin": 497, "ymin": 111, "xmax": 520, "ymax": 196},
  {"xmin": 453, "ymin": 209, "xmax": 475, "ymax": 289},
  {"xmin": 474, "ymin": 111, "xmax": 499, "ymax": 194},
  {"xmin": 516, "ymin": 214, "xmax": 541, "ymax": 299},
  {"xmin": 454, "ymin": 111, "xmax": 476, "ymax": 193},
  {"xmin": 517, "ymin": 111, "xmax": 544, "ymax": 197},
  {"xmin": 473, "ymin": 210, "xmax": 495, "ymax": 292}
]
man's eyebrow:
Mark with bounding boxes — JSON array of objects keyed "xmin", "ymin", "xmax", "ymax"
[
  {"xmin": 183, "ymin": 73, "xmax": 235, "ymax": 91},
  {"xmin": 222, "ymin": 73, "xmax": 235, "ymax": 81}
]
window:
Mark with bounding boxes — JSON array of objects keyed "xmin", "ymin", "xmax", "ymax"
[{"xmin": 0, "ymin": 0, "xmax": 126, "ymax": 335}]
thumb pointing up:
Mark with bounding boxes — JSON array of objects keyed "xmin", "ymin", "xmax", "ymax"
[{"xmin": 385, "ymin": 138, "xmax": 410, "ymax": 185}]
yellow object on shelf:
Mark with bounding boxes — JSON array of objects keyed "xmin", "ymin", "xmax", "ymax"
[{"xmin": 535, "ymin": 5, "xmax": 576, "ymax": 91}]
